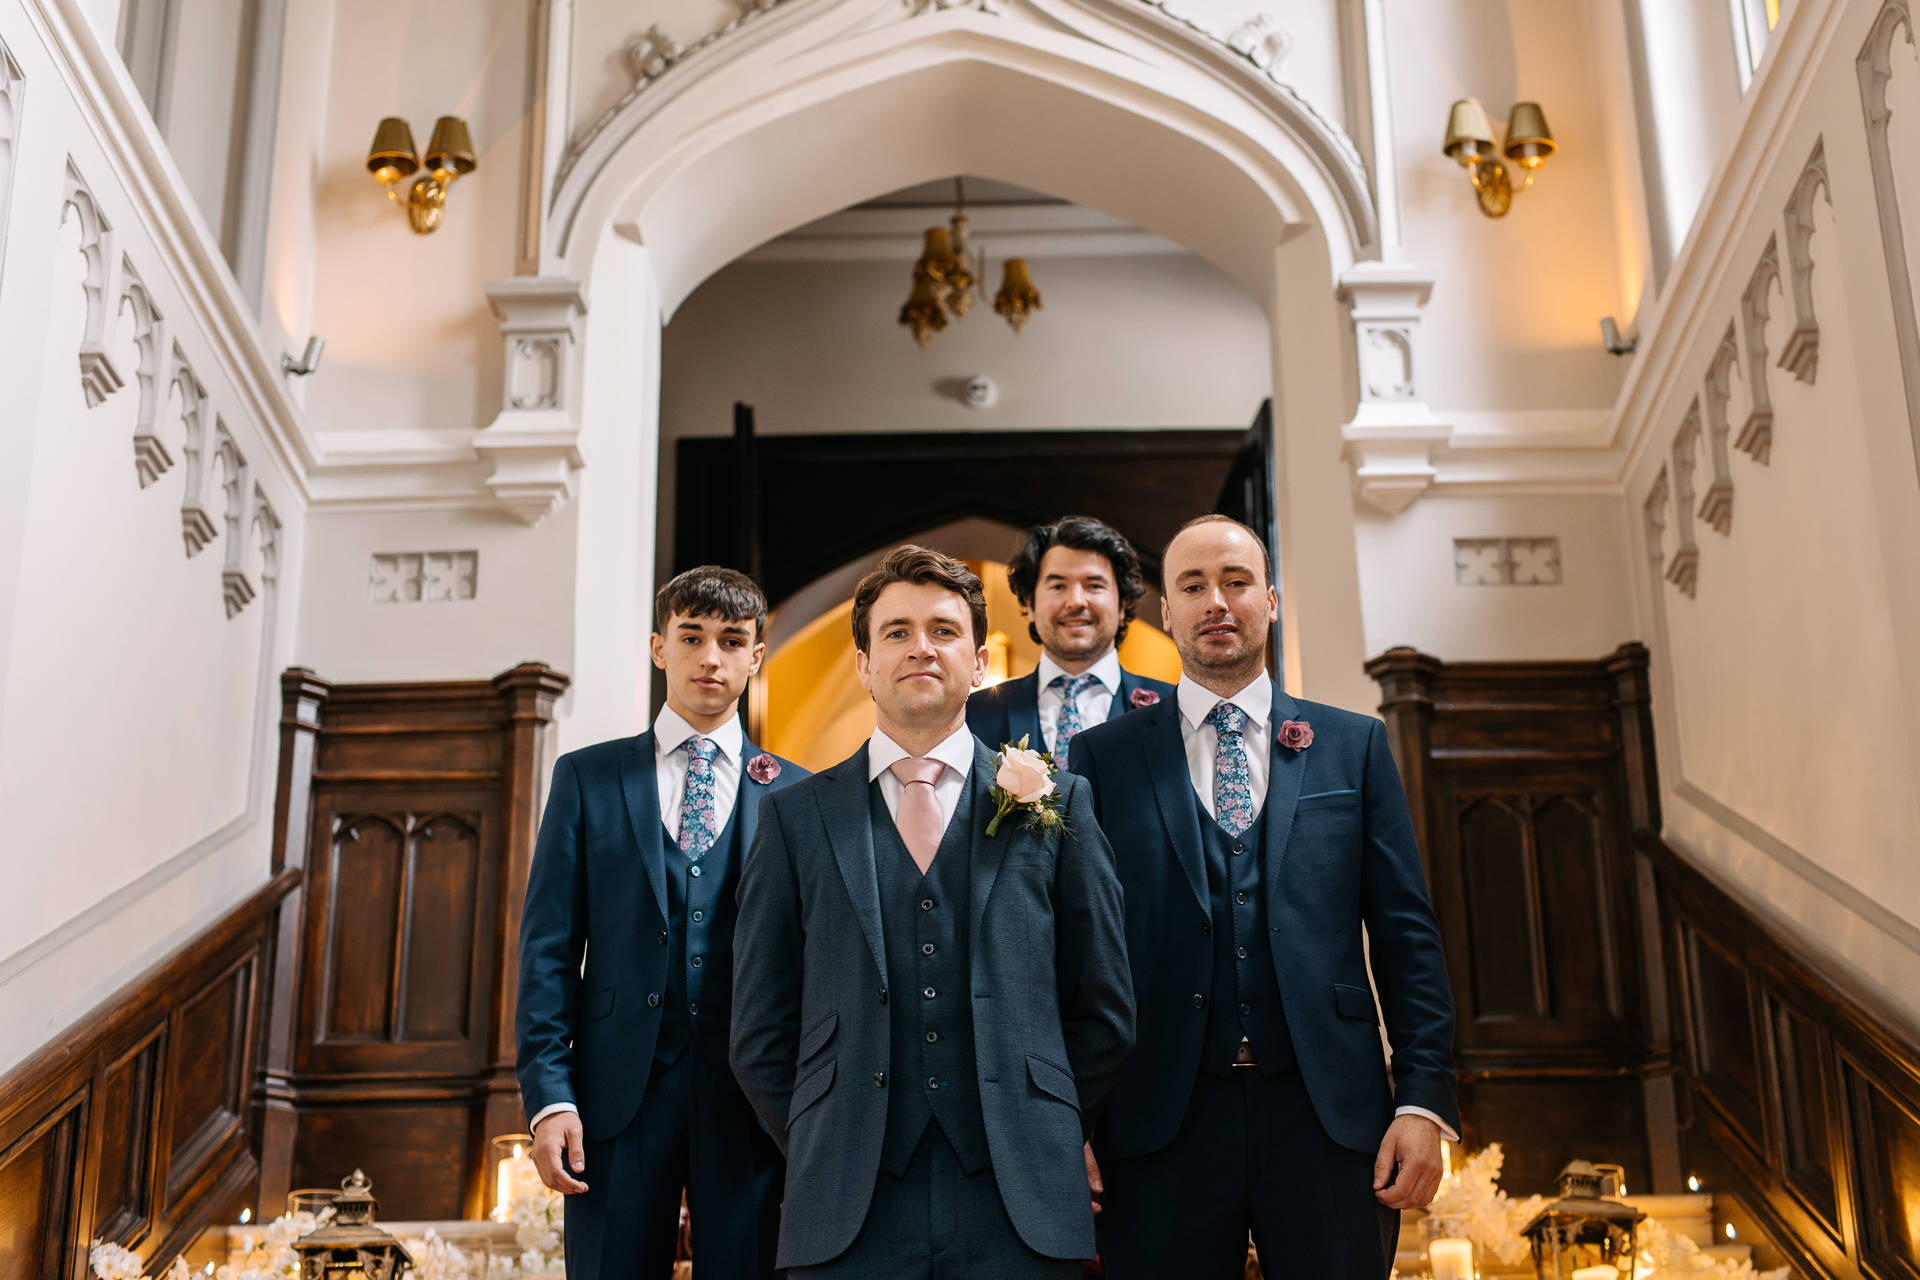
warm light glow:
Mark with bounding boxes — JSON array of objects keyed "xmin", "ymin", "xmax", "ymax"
[
  {"xmin": 1688, "ymin": 1175, "xmax": 1701, "ymax": 1191},
  {"xmin": 1441, "ymin": 1139, "xmax": 1453, "ymax": 1181},
  {"xmin": 1765, "ymin": 0, "xmax": 1780, "ymax": 28},
  {"xmin": 983, "ymin": 631, "xmax": 1011, "ymax": 687},
  {"xmin": 1569, "ymin": 1267, "xmax": 1618, "ymax": 1280},
  {"xmin": 239, "ymin": 1209, "xmax": 252, "ymax": 1224},
  {"xmin": 1725, "ymin": 1223, "xmax": 1736, "ymax": 1239},
  {"xmin": 1429, "ymin": 1237, "xmax": 1473, "ymax": 1280}
]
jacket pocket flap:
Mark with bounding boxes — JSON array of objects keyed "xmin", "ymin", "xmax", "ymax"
[
  {"xmin": 1026, "ymin": 1055, "xmax": 1080, "ymax": 1110},
  {"xmin": 787, "ymin": 1059, "xmax": 836, "ymax": 1127},
  {"xmin": 1296, "ymin": 789, "xmax": 1360, "ymax": 811},
  {"xmin": 799, "ymin": 1012, "xmax": 838, "ymax": 1063},
  {"xmin": 581, "ymin": 988, "xmax": 615, "ymax": 1024},
  {"xmin": 1333, "ymin": 983, "xmax": 1377, "ymax": 1021}
]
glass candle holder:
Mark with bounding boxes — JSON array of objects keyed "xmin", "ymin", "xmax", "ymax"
[
  {"xmin": 286, "ymin": 1188, "xmax": 337, "ymax": 1219},
  {"xmin": 491, "ymin": 1134, "xmax": 539, "ymax": 1221}
]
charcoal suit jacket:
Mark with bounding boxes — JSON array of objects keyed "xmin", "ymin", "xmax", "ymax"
[
  {"xmin": 1069, "ymin": 685, "xmax": 1458, "ymax": 1161},
  {"xmin": 730, "ymin": 738, "xmax": 1136, "ymax": 1268},
  {"xmin": 515, "ymin": 729, "xmax": 807, "ymax": 1139}
]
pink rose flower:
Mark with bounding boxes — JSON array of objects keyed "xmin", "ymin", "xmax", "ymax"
[
  {"xmin": 747, "ymin": 753, "xmax": 781, "ymax": 784},
  {"xmin": 995, "ymin": 745, "xmax": 1056, "ymax": 805},
  {"xmin": 1130, "ymin": 688, "xmax": 1161, "ymax": 708},
  {"xmin": 1277, "ymin": 720, "xmax": 1314, "ymax": 751}
]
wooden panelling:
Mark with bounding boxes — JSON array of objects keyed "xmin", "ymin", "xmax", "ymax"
[
  {"xmin": 259, "ymin": 664, "xmax": 566, "ymax": 1222},
  {"xmin": 1367, "ymin": 645, "xmax": 1669, "ymax": 1195},
  {"xmin": 0, "ymin": 873, "xmax": 295, "ymax": 1280}
]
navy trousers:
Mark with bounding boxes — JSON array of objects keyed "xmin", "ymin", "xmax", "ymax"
[
  {"xmin": 563, "ymin": 1049, "xmax": 783, "ymax": 1280},
  {"xmin": 791, "ymin": 1131, "xmax": 1081, "ymax": 1280},
  {"xmin": 1095, "ymin": 1067, "xmax": 1398, "ymax": 1280}
]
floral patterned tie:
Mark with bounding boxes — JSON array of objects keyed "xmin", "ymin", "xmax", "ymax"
[
  {"xmin": 1206, "ymin": 702, "xmax": 1254, "ymax": 838},
  {"xmin": 1048, "ymin": 672, "xmax": 1099, "ymax": 754},
  {"xmin": 679, "ymin": 737, "xmax": 721, "ymax": 860}
]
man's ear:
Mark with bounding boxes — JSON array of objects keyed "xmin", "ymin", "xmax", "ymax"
[
  {"xmin": 748, "ymin": 641, "xmax": 767, "ymax": 677},
  {"xmin": 853, "ymin": 646, "xmax": 873, "ymax": 694},
  {"xmin": 972, "ymin": 645, "xmax": 990, "ymax": 689},
  {"xmin": 648, "ymin": 632, "xmax": 667, "ymax": 670}
]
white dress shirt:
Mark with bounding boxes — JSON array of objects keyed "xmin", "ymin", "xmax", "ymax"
[
  {"xmin": 1036, "ymin": 649, "xmax": 1124, "ymax": 754},
  {"xmin": 653, "ymin": 703, "xmax": 744, "ymax": 841},
  {"xmin": 867, "ymin": 722, "xmax": 977, "ymax": 830},
  {"xmin": 1173, "ymin": 671, "xmax": 1457, "ymax": 1140},
  {"xmin": 1175, "ymin": 671, "xmax": 1272, "ymax": 820},
  {"xmin": 529, "ymin": 705, "xmax": 746, "ymax": 1135}
]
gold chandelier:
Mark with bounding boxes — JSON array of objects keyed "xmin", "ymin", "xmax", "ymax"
[{"xmin": 899, "ymin": 179, "xmax": 1042, "ymax": 349}]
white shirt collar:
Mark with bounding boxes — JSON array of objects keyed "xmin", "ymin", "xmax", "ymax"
[
  {"xmin": 868, "ymin": 721, "xmax": 978, "ymax": 783},
  {"xmin": 1036, "ymin": 647, "xmax": 1124, "ymax": 695},
  {"xmin": 654, "ymin": 702, "xmax": 745, "ymax": 762},
  {"xmin": 1175, "ymin": 670, "xmax": 1273, "ymax": 731}
]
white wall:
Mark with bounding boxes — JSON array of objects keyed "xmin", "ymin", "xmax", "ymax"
[{"xmin": 0, "ymin": 0, "xmax": 304, "ymax": 1071}]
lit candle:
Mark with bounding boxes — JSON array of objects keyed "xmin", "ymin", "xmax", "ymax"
[
  {"xmin": 493, "ymin": 1138, "xmax": 540, "ymax": 1220},
  {"xmin": 1570, "ymin": 1267, "xmax": 1619, "ymax": 1280},
  {"xmin": 1429, "ymin": 1238, "xmax": 1473, "ymax": 1280}
]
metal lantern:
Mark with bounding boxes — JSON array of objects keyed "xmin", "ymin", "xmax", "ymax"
[
  {"xmin": 1520, "ymin": 1160, "xmax": 1646, "ymax": 1280},
  {"xmin": 293, "ymin": 1170, "xmax": 413, "ymax": 1280}
]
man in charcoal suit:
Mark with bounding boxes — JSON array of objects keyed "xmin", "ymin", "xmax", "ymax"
[
  {"xmin": 1070, "ymin": 515, "xmax": 1459, "ymax": 1280},
  {"xmin": 517, "ymin": 567, "xmax": 808, "ymax": 1280},
  {"xmin": 966, "ymin": 516, "xmax": 1174, "ymax": 764},
  {"xmin": 731, "ymin": 544, "xmax": 1135, "ymax": 1278}
]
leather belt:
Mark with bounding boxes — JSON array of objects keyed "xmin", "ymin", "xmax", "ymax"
[{"xmin": 1233, "ymin": 1040, "xmax": 1258, "ymax": 1068}]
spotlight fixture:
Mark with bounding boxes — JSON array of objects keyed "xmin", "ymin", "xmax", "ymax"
[
  {"xmin": 1442, "ymin": 98, "xmax": 1554, "ymax": 218},
  {"xmin": 899, "ymin": 179, "xmax": 1041, "ymax": 348},
  {"xmin": 367, "ymin": 116, "xmax": 478, "ymax": 234}
]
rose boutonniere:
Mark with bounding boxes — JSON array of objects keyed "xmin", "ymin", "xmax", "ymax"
[
  {"xmin": 1277, "ymin": 720, "xmax": 1314, "ymax": 751},
  {"xmin": 1129, "ymin": 687, "xmax": 1161, "ymax": 708},
  {"xmin": 747, "ymin": 753, "xmax": 781, "ymax": 783},
  {"xmin": 986, "ymin": 736, "xmax": 1067, "ymax": 838}
]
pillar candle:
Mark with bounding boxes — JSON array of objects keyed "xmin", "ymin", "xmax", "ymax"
[
  {"xmin": 1570, "ymin": 1267, "xmax": 1620, "ymax": 1280},
  {"xmin": 1429, "ymin": 1237, "xmax": 1473, "ymax": 1280}
]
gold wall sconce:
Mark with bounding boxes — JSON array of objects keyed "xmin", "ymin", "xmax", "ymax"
[
  {"xmin": 1443, "ymin": 99, "xmax": 1554, "ymax": 218},
  {"xmin": 899, "ymin": 179, "xmax": 1043, "ymax": 348},
  {"xmin": 367, "ymin": 116, "xmax": 477, "ymax": 234}
]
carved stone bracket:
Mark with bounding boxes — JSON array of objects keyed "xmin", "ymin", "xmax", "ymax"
[
  {"xmin": 1737, "ymin": 235, "xmax": 1780, "ymax": 463},
  {"xmin": 62, "ymin": 159, "xmax": 124, "ymax": 407},
  {"xmin": 1667, "ymin": 401, "xmax": 1702, "ymax": 598},
  {"xmin": 1644, "ymin": 466, "xmax": 1669, "ymax": 572},
  {"xmin": 173, "ymin": 345, "xmax": 217, "ymax": 556},
  {"xmin": 214, "ymin": 420, "xmax": 255, "ymax": 617},
  {"xmin": 475, "ymin": 278, "xmax": 588, "ymax": 526},
  {"xmin": 1699, "ymin": 324, "xmax": 1738, "ymax": 535},
  {"xmin": 1337, "ymin": 262, "xmax": 1449, "ymax": 515},
  {"xmin": 121, "ymin": 257, "xmax": 172, "ymax": 486},
  {"xmin": 1779, "ymin": 138, "xmax": 1830, "ymax": 385}
]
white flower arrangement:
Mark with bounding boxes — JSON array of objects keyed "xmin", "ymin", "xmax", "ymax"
[{"xmin": 89, "ymin": 1243, "xmax": 192, "ymax": 1280}]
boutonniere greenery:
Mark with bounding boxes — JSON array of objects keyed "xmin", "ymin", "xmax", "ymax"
[{"xmin": 986, "ymin": 736, "xmax": 1067, "ymax": 838}]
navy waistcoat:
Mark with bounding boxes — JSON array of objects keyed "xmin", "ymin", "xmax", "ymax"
[
  {"xmin": 656, "ymin": 807, "xmax": 743, "ymax": 1067},
  {"xmin": 1197, "ymin": 794, "xmax": 1297, "ymax": 1076},
  {"xmin": 870, "ymin": 780, "xmax": 989, "ymax": 1177}
]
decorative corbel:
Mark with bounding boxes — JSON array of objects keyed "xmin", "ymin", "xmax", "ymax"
[
  {"xmin": 1337, "ymin": 263, "xmax": 1450, "ymax": 515},
  {"xmin": 474, "ymin": 278, "xmax": 588, "ymax": 526}
]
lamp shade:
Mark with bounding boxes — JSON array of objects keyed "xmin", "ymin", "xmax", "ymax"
[
  {"xmin": 1504, "ymin": 102, "xmax": 1555, "ymax": 166},
  {"xmin": 425, "ymin": 117, "xmax": 478, "ymax": 175},
  {"xmin": 1443, "ymin": 99, "xmax": 1497, "ymax": 163},
  {"xmin": 367, "ymin": 117, "xmax": 420, "ymax": 181},
  {"xmin": 993, "ymin": 258, "xmax": 1042, "ymax": 334}
]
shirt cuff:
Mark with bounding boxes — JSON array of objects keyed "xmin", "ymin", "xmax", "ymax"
[
  {"xmin": 528, "ymin": 1102, "xmax": 578, "ymax": 1133},
  {"xmin": 1394, "ymin": 1105, "xmax": 1460, "ymax": 1143}
]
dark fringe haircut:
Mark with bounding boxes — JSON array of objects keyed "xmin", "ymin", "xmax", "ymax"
[
  {"xmin": 1004, "ymin": 516, "xmax": 1147, "ymax": 646},
  {"xmin": 851, "ymin": 545, "xmax": 989, "ymax": 655},
  {"xmin": 653, "ymin": 566, "xmax": 768, "ymax": 642}
]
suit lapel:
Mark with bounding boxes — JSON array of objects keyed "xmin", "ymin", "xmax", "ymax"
[
  {"xmin": 1010, "ymin": 671, "xmax": 1042, "ymax": 753},
  {"xmin": 1109, "ymin": 668, "xmax": 1138, "ymax": 722},
  {"xmin": 965, "ymin": 740, "xmax": 1008, "ymax": 949},
  {"xmin": 1140, "ymin": 699, "xmax": 1211, "ymax": 925},
  {"xmin": 737, "ymin": 736, "xmax": 767, "ymax": 859},
  {"xmin": 819, "ymin": 745, "xmax": 889, "ymax": 996},
  {"xmin": 1261, "ymin": 686, "xmax": 1307, "ymax": 895},
  {"xmin": 618, "ymin": 731, "xmax": 670, "ymax": 924}
]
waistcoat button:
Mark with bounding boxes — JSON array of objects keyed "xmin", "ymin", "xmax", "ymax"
[
  {"xmin": 1236, "ymin": 946, "xmax": 1248, "ymax": 959},
  {"xmin": 691, "ymin": 955, "xmax": 703, "ymax": 968},
  {"xmin": 689, "ymin": 1002, "xmax": 700, "ymax": 1015},
  {"xmin": 921, "ymin": 943, "xmax": 935, "ymax": 955},
  {"xmin": 926, "ymin": 1030, "xmax": 939, "ymax": 1043},
  {"xmin": 923, "ymin": 986, "xmax": 936, "ymax": 999},
  {"xmin": 1232, "ymin": 844, "xmax": 1244, "ymax": 855},
  {"xmin": 1236, "ymin": 891, "xmax": 1248, "ymax": 905},
  {"xmin": 927, "ymin": 1078, "xmax": 940, "ymax": 1090},
  {"xmin": 1194, "ymin": 994, "xmax": 1205, "ymax": 1008},
  {"xmin": 690, "ymin": 865, "xmax": 703, "ymax": 878},
  {"xmin": 647, "ymin": 992, "xmax": 661, "ymax": 1007},
  {"xmin": 691, "ymin": 910, "xmax": 704, "ymax": 922},
  {"xmin": 920, "ymin": 899, "xmax": 934, "ymax": 911},
  {"xmin": 875, "ymin": 1072, "xmax": 887, "ymax": 1087},
  {"xmin": 1239, "ymin": 1003, "xmax": 1250, "ymax": 1016}
]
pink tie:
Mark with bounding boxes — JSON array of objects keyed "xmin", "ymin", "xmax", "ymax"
[{"xmin": 889, "ymin": 757, "xmax": 947, "ymax": 874}]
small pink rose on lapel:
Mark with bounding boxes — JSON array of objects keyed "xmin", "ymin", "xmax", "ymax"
[
  {"xmin": 1130, "ymin": 688, "xmax": 1161, "ymax": 708},
  {"xmin": 747, "ymin": 753, "xmax": 781, "ymax": 784},
  {"xmin": 1277, "ymin": 720, "xmax": 1314, "ymax": 751}
]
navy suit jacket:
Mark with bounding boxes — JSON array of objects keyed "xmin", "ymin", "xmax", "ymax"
[
  {"xmin": 515, "ymin": 729, "xmax": 808, "ymax": 1139},
  {"xmin": 965, "ymin": 663, "xmax": 1175, "ymax": 761},
  {"xmin": 730, "ymin": 739, "xmax": 1135, "ymax": 1267},
  {"xmin": 1069, "ymin": 685, "xmax": 1457, "ymax": 1161}
]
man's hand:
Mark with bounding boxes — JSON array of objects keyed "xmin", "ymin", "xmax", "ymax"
[
  {"xmin": 531, "ymin": 1112, "xmax": 589, "ymax": 1195},
  {"xmin": 1373, "ymin": 1113, "xmax": 1443, "ymax": 1209},
  {"xmin": 1084, "ymin": 1142, "xmax": 1103, "ymax": 1215}
]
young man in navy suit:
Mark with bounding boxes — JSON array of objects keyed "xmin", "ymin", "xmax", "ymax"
[
  {"xmin": 516, "ymin": 567, "xmax": 808, "ymax": 1280},
  {"xmin": 966, "ymin": 516, "xmax": 1174, "ymax": 764},
  {"xmin": 1069, "ymin": 515, "xmax": 1458, "ymax": 1280}
]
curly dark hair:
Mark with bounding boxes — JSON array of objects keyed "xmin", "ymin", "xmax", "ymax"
[
  {"xmin": 654, "ymin": 566, "xmax": 768, "ymax": 641},
  {"xmin": 851, "ymin": 545, "xmax": 989, "ymax": 655},
  {"xmin": 1005, "ymin": 516, "xmax": 1147, "ymax": 647}
]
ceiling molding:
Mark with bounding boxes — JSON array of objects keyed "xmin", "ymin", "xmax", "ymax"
[{"xmin": 739, "ymin": 203, "xmax": 1189, "ymax": 262}]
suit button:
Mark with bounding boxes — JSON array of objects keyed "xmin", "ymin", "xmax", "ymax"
[
  {"xmin": 689, "ymin": 1003, "xmax": 699, "ymax": 1015},
  {"xmin": 1236, "ymin": 946, "xmax": 1248, "ymax": 959},
  {"xmin": 1194, "ymin": 994, "xmax": 1205, "ymax": 1009},
  {"xmin": 1239, "ymin": 1003, "xmax": 1250, "ymax": 1016},
  {"xmin": 921, "ymin": 899, "xmax": 934, "ymax": 911},
  {"xmin": 648, "ymin": 993, "xmax": 661, "ymax": 1007},
  {"xmin": 691, "ymin": 910, "xmax": 704, "ymax": 923},
  {"xmin": 691, "ymin": 956, "xmax": 703, "ymax": 968},
  {"xmin": 880, "ymin": 987, "xmax": 889, "ymax": 1004},
  {"xmin": 921, "ymin": 943, "xmax": 935, "ymax": 956},
  {"xmin": 658, "ymin": 932, "xmax": 668, "ymax": 945},
  {"xmin": 927, "ymin": 1078, "xmax": 940, "ymax": 1090},
  {"xmin": 926, "ymin": 1030, "xmax": 939, "ymax": 1043},
  {"xmin": 1202, "ymin": 923, "xmax": 1211, "ymax": 935},
  {"xmin": 923, "ymin": 986, "xmax": 936, "ymax": 999},
  {"xmin": 875, "ymin": 1072, "xmax": 886, "ymax": 1088},
  {"xmin": 1236, "ymin": 891, "xmax": 1248, "ymax": 905},
  {"xmin": 1232, "ymin": 844, "xmax": 1244, "ymax": 855},
  {"xmin": 690, "ymin": 865, "xmax": 703, "ymax": 878}
]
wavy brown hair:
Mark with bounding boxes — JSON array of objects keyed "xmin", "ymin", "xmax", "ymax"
[{"xmin": 851, "ymin": 545, "xmax": 989, "ymax": 655}]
